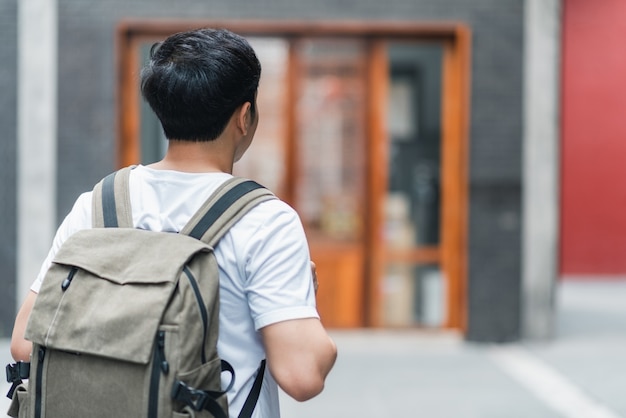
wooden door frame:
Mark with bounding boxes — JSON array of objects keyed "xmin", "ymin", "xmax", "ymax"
[{"xmin": 116, "ymin": 19, "xmax": 471, "ymax": 331}]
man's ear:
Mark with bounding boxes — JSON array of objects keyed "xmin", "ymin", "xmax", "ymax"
[{"xmin": 236, "ymin": 102, "xmax": 252, "ymax": 135}]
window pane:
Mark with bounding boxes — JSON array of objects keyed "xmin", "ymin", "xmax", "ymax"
[
  {"xmin": 386, "ymin": 43, "xmax": 443, "ymax": 246},
  {"xmin": 234, "ymin": 38, "xmax": 289, "ymax": 194},
  {"xmin": 294, "ymin": 39, "xmax": 367, "ymax": 242},
  {"xmin": 139, "ymin": 43, "xmax": 167, "ymax": 165},
  {"xmin": 382, "ymin": 263, "xmax": 445, "ymax": 327}
]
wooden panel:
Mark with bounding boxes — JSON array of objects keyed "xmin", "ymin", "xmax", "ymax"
[
  {"xmin": 365, "ymin": 41, "xmax": 390, "ymax": 327},
  {"xmin": 116, "ymin": 29, "xmax": 163, "ymax": 167},
  {"xmin": 116, "ymin": 19, "xmax": 461, "ymax": 40},
  {"xmin": 440, "ymin": 27, "xmax": 471, "ymax": 330},
  {"xmin": 116, "ymin": 28, "xmax": 140, "ymax": 167},
  {"xmin": 311, "ymin": 243, "xmax": 364, "ymax": 328}
]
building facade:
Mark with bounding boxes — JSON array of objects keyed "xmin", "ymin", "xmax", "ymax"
[{"xmin": 1, "ymin": 0, "xmax": 563, "ymax": 342}]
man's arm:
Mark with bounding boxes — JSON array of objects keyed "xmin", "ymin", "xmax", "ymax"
[
  {"xmin": 10, "ymin": 291, "xmax": 37, "ymax": 361},
  {"xmin": 261, "ymin": 317, "xmax": 337, "ymax": 402}
]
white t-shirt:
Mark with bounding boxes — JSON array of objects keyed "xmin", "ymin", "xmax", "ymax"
[{"xmin": 31, "ymin": 165, "xmax": 320, "ymax": 418}]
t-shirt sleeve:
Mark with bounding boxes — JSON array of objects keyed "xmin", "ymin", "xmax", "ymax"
[
  {"xmin": 242, "ymin": 200, "xmax": 320, "ymax": 330},
  {"xmin": 30, "ymin": 192, "xmax": 93, "ymax": 293}
]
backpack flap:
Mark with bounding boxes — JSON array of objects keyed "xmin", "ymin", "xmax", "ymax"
[{"xmin": 24, "ymin": 228, "xmax": 211, "ymax": 365}]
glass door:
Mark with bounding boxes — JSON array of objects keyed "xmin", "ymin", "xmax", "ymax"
[
  {"xmin": 118, "ymin": 23, "xmax": 470, "ymax": 331},
  {"xmin": 381, "ymin": 43, "xmax": 445, "ymax": 327},
  {"xmin": 291, "ymin": 39, "xmax": 369, "ymax": 327}
]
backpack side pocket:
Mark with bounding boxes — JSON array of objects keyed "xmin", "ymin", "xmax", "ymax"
[{"xmin": 7, "ymin": 383, "xmax": 29, "ymax": 418}]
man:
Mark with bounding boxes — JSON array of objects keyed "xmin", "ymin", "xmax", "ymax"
[{"xmin": 11, "ymin": 28, "xmax": 337, "ymax": 416}]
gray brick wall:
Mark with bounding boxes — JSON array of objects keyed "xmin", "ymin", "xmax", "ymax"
[
  {"xmin": 50, "ymin": 0, "xmax": 524, "ymax": 341},
  {"xmin": 467, "ymin": 185, "xmax": 522, "ymax": 342},
  {"xmin": 0, "ymin": 0, "xmax": 18, "ymax": 337}
]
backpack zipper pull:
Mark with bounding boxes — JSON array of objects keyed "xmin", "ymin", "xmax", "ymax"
[
  {"xmin": 157, "ymin": 331, "xmax": 169, "ymax": 374},
  {"xmin": 61, "ymin": 267, "xmax": 78, "ymax": 291}
]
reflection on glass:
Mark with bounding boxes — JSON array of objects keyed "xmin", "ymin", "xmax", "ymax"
[
  {"xmin": 295, "ymin": 39, "xmax": 366, "ymax": 242},
  {"xmin": 382, "ymin": 43, "xmax": 445, "ymax": 328},
  {"xmin": 234, "ymin": 38, "xmax": 288, "ymax": 194},
  {"xmin": 140, "ymin": 43, "xmax": 168, "ymax": 165},
  {"xmin": 382, "ymin": 263, "xmax": 445, "ymax": 327},
  {"xmin": 386, "ymin": 43, "xmax": 443, "ymax": 246},
  {"xmin": 385, "ymin": 192, "xmax": 415, "ymax": 249}
]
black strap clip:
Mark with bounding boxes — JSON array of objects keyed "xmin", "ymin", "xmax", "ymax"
[
  {"xmin": 5, "ymin": 362, "xmax": 30, "ymax": 399},
  {"xmin": 171, "ymin": 380, "xmax": 210, "ymax": 411}
]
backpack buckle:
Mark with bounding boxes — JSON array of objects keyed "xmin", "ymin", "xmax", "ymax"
[
  {"xmin": 171, "ymin": 380, "xmax": 209, "ymax": 411},
  {"xmin": 6, "ymin": 363, "xmax": 30, "ymax": 399},
  {"xmin": 6, "ymin": 362, "xmax": 30, "ymax": 383}
]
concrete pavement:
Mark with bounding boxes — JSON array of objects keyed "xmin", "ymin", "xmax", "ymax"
[
  {"xmin": 2, "ymin": 280, "xmax": 625, "ymax": 417},
  {"xmin": 281, "ymin": 280, "xmax": 626, "ymax": 418}
]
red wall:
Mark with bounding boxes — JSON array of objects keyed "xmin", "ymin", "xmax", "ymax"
[{"xmin": 561, "ymin": 0, "xmax": 626, "ymax": 275}]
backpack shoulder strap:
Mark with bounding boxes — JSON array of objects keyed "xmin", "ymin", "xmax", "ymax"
[
  {"xmin": 91, "ymin": 166, "xmax": 134, "ymax": 228},
  {"xmin": 180, "ymin": 177, "xmax": 276, "ymax": 247},
  {"xmin": 181, "ymin": 178, "xmax": 273, "ymax": 417}
]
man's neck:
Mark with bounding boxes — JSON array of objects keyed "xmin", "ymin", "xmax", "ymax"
[{"xmin": 148, "ymin": 139, "xmax": 234, "ymax": 174}]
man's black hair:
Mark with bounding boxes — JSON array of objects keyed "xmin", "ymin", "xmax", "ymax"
[{"xmin": 140, "ymin": 28, "xmax": 261, "ymax": 141}]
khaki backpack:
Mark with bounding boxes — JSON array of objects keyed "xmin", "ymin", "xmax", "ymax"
[{"xmin": 6, "ymin": 167, "xmax": 275, "ymax": 418}]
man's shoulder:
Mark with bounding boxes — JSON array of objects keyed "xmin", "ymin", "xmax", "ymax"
[
  {"xmin": 242, "ymin": 197, "xmax": 301, "ymax": 226},
  {"xmin": 224, "ymin": 197, "xmax": 306, "ymax": 253}
]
